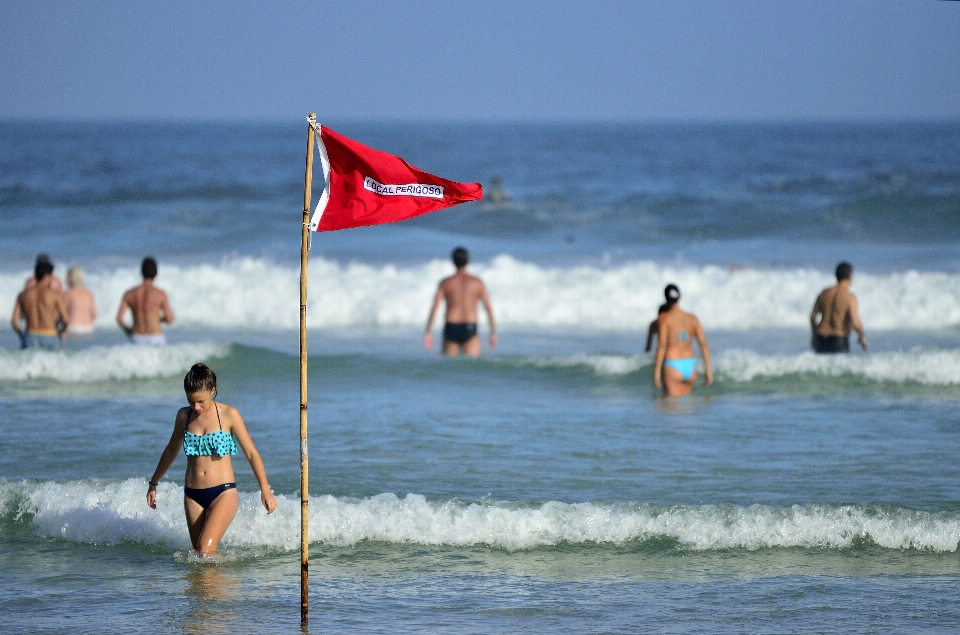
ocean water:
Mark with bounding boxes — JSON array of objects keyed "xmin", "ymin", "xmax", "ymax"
[{"xmin": 2, "ymin": 120, "xmax": 960, "ymax": 633}]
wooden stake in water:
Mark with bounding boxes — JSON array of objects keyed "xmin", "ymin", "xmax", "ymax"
[{"xmin": 300, "ymin": 113, "xmax": 316, "ymax": 624}]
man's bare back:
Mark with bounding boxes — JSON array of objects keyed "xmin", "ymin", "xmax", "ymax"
[
  {"xmin": 810, "ymin": 262, "xmax": 866, "ymax": 352},
  {"xmin": 117, "ymin": 258, "xmax": 174, "ymax": 341},
  {"xmin": 437, "ymin": 272, "xmax": 487, "ymax": 323},
  {"xmin": 812, "ymin": 286, "xmax": 857, "ymax": 336},
  {"xmin": 13, "ymin": 284, "xmax": 67, "ymax": 335},
  {"xmin": 117, "ymin": 281, "xmax": 173, "ymax": 336},
  {"xmin": 424, "ymin": 248, "xmax": 496, "ymax": 356},
  {"xmin": 11, "ymin": 266, "xmax": 68, "ymax": 348}
]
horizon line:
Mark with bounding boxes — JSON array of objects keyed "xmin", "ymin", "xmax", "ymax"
[{"xmin": 2, "ymin": 115, "xmax": 960, "ymax": 126}]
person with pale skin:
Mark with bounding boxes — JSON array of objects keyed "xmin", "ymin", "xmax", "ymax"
[
  {"xmin": 424, "ymin": 247, "xmax": 497, "ymax": 356},
  {"xmin": 63, "ymin": 266, "xmax": 97, "ymax": 336},
  {"xmin": 653, "ymin": 284, "xmax": 713, "ymax": 397},
  {"xmin": 11, "ymin": 261, "xmax": 68, "ymax": 349},
  {"xmin": 116, "ymin": 256, "xmax": 174, "ymax": 345},
  {"xmin": 147, "ymin": 363, "xmax": 277, "ymax": 556},
  {"xmin": 810, "ymin": 261, "xmax": 867, "ymax": 353}
]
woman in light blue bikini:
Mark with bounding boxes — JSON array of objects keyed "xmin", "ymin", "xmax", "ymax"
[
  {"xmin": 146, "ymin": 363, "xmax": 277, "ymax": 555},
  {"xmin": 653, "ymin": 284, "xmax": 712, "ymax": 397}
]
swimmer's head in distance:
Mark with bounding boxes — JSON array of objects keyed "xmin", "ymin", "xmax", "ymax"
[
  {"xmin": 452, "ymin": 247, "xmax": 469, "ymax": 268},
  {"xmin": 836, "ymin": 262, "xmax": 853, "ymax": 281}
]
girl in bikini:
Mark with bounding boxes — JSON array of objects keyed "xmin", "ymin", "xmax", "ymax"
[
  {"xmin": 146, "ymin": 363, "xmax": 277, "ymax": 555},
  {"xmin": 652, "ymin": 284, "xmax": 713, "ymax": 397}
]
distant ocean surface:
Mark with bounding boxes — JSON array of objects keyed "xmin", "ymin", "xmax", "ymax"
[{"xmin": 2, "ymin": 120, "xmax": 960, "ymax": 633}]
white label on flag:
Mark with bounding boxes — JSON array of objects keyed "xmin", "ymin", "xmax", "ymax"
[{"xmin": 364, "ymin": 176, "xmax": 444, "ymax": 199}]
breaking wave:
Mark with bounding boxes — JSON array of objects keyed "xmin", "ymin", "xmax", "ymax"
[
  {"xmin": 715, "ymin": 348, "xmax": 960, "ymax": 385},
  {"xmin": 3, "ymin": 479, "xmax": 958, "ymax": 553},
  {"xmin": 519, "ymin": 348, "xmax": 960, "ymax": 386},
  {"xmin": 0, "ymin": 341, "xmax": 230, "ymax": 382},
  {"xmin": 2, "ymin": 257, "xmax": 959, "ymax": 332}
]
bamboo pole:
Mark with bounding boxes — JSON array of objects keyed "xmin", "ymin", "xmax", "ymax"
[{"xmin": 300, "ymin": 113, "xmax": 316, "ymax": 624}]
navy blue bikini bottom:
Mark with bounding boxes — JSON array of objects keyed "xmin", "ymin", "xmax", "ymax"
[{"xmin": 184, "ymin": 482, "xmax": 236, "ymax": 509}]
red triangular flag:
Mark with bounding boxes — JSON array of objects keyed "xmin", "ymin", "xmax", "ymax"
[{"xmin": 310, "ymin": 125, "xmax": 482, "ymax": 232}]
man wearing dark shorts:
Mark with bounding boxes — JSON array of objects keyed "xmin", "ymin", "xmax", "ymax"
[
  {"xmin": 443, "ymin": 322, "xmax": 478, "ymax": 345},
  {"xmin": 424, "ymin": 247, "xmax": 496, "ymax": 356},
  {"xmin": 810, "ymin": 261, "xmax": 867, "ymax": 354}
]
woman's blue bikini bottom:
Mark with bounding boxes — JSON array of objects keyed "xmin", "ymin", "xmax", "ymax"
[
  {"xmin": 184, "ymin": 482, "xmax": 236, "ymax": 509},
  {"xmin": 663, "ymin": 357, "xmax": 697, "ymax": 381}
]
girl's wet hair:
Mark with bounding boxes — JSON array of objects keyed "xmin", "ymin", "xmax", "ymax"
[{"xmin": 184, "ymin": 363, "xmax": 217, "ymax": 395}]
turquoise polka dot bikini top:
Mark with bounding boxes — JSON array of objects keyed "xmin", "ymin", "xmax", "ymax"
[{"xmin": 182, "ymin": 403, "xmax": 237, "ymax": 457}]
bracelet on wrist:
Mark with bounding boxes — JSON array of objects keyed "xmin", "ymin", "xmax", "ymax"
[{"xmin": 149, "ymin": 481, "xmax": 159, "ymax": 487}]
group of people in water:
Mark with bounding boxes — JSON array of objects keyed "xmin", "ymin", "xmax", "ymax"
[
  {"xmin": 10, "ymin": 254, "xmax": 96, "ymax": 348},
  {"xmin": 638, "ymin": 261, "xmax": 866, "ymax": 396},
  {"xmin": 10, "ymin": 248, "xmax": 868, "ymax": 380},
  {"xmin": 9, "ymin": 254, "xmax": 273, "ymax": 556},
  {"xmin": 7, "ymin": 247, "xmax": 868, "ymax": 556},
  {"xmin": 425, "ymin": 248, "xmax": 867, "ymax": 398},
  {"xmin": 10, "ymin": 254, "xmax": 175, "ymax": 349}
]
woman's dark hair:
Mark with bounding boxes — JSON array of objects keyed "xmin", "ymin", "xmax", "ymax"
[
  {"xmin": 664, "ymin": 284, "xmax": 681, "ymax": 305},
  {"xmin": 184, "ymin": 363, "xmax": 217, "ymax": 395}
]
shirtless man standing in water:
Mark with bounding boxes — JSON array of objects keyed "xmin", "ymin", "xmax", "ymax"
[
  {"xmin": 116, "ymin": 257, "xmax": 175, "ymax": 345},
  {"xmin": 810, "ymin": 261, "xmax": 867, "ymax": 353},
  {"xmin": 424, "ymin": 247, "xmax": 496, "ymax": 356},
  {"xmin": 11, "ymin": 261, "xmax": 68, "ymax": 349}
]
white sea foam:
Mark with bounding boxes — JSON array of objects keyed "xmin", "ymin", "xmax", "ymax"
[
  {"xmin": 715, "ymin": 348, "xmax": 960, "ymax": 385},
  {"xmin": 519, "ymin": 348, "xmax": 960, "ymax": 385},
  {"xmin": 521, "ymin": 354, "xmax": 648, "ymax": 376},
  {"xmin": 4, "ymin": 479, "xmax": 959, "ymax": 553},
  {"xmin": 2, "ymin": 257, "xmax": 959, "ymax": 331},
  {"xmin": 0, "ymin": 341, "xmax": 230, "ymax": 382}
]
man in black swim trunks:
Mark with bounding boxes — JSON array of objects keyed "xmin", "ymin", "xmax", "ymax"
[
  {"xmin": 810, "ymin": 261, "xmax": 868, "ymax": 354},
  {"xmin": 424, "ymin": 247, "xmax": 497, "ymax": 356}
]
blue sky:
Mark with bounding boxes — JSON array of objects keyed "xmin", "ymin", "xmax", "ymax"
[{"xmin": 2, "ymin": 0, "xmax": 958, "ymax": 121}]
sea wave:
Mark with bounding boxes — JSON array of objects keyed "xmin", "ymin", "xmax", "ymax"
[
  {"xmin": 0, "ymin": 341, "xmax": 230, "ymax": 382},
  {"xmin": 3, "ymin": 479, "xmax": 959, "ymax": 553},
  {"xmin": 519, "ymin": 348, "xmax": 960, "ymax": 386},
  {"xmin": 4, "ymin": 341, "xmax": 959, "ymax": 387},
  {"xmin": 3, "ymin": 257, "xmax": 960, "ymax": 332},
  {"xmin": 516, "ymin": 354, "xmax": 648, "ymax": 376},
  {"xmin": 715, "ymin": 348, "xmax": 960, "ymax": 385}
]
